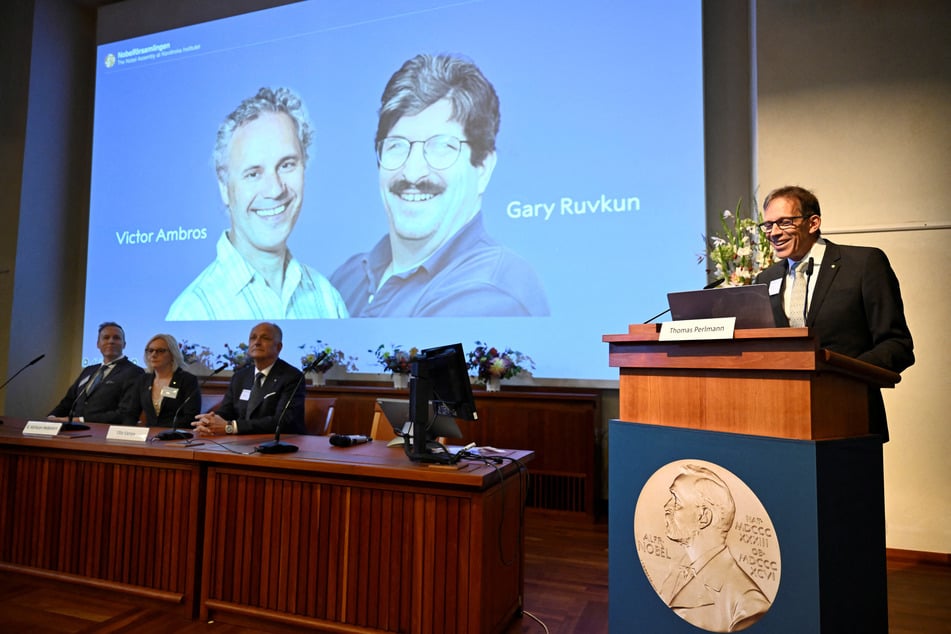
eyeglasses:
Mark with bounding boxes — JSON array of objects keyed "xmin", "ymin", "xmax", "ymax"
[
  {"xmin": 757, "ymin": 215, "xmax": 809, "ymax": 232},
  {"xmin": 145, "ymin": 348, "xmax": 169, "ymax": 355},
  {"xmin": 377, "ymin": 135, "xmax": 469, "ymax": 171}
]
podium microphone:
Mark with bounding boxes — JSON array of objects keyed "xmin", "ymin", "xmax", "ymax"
[
  {"xmin": 0, "ymin": 353, "xmax": 45, "ymax": 391},
  {"xmin": 643, "ymin": 278, "xmax": 724, "ymax": 324},
  {"xmin": 155, "ymin": 363, "xmax": 228, "ymax": 441},
  {"xmin": 256, "ymin": 351, "xmax": 328, "ymax": 455},
  {"xmin": 801, "ymin": 257, "xmax": 815, "ymax": 326}
]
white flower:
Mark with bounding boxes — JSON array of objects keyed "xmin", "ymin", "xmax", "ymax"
[
  {"xmin": 737, "ymin": 246, "xmax": 752, "ymax": 257},
  {"xmin": 711, "ymin": 236, "xmax": 727, "ymax": 247}
]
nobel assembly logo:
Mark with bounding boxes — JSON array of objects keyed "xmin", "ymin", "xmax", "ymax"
[{"xmin": 104, "ymin": 53, "xmax": 116, "ymax": 69}]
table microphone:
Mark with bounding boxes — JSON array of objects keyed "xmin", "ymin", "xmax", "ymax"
[
  {"xmin": 0, "ymin": 353, "xmax": 44, "ymax": 391},
  {"xmin": 257, "ymin": 352, "xmax": 328, "ymax": 455},
  {"xmin": 156, "ymin": 363, "xmax": 228, "ymax": 441},
  {"xmin": 0, "ymin": 353, "xmax": 44, "ymax": 425},
  {"xmin": 63, "ymin": 372, "xmax": 94, "ymax": 431}
]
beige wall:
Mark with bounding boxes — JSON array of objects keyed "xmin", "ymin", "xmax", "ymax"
[{"xmin": 756, "ymin": 0, "xmax": 951, "ymax": 553}]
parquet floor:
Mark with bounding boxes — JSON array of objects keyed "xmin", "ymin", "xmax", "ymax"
[{"xmin": 0, "ymin": 511, "xmax": 947, "ymax": 633}]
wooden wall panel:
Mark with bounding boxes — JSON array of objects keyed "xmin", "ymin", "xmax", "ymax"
[
  {"xmin": 0, "ymin": 449, "xmax": 200, "ymax": 610},
  {"xmin": 202, "ymin": 465, "xmax": 524, "ymax": 633}
]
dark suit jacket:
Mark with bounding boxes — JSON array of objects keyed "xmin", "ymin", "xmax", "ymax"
[
  {"xmin": 216, "ymin": 358, "xmax": 305, "ymax": 435},
  {"xmin": 120, "ymin": 367, "xmax": 200, "ymax": 427},
  {"xmin": 49, "ymin": 357, "xmax": 145, "ymax": 424},
  {"xmin": 755, "ymin": 240, "xmax": 914, "ymax": 438}
]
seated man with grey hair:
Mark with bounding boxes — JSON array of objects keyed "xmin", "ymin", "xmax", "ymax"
[{"xmin": 167, "ymin": 86, "xmax": 347, "ymax": 320}]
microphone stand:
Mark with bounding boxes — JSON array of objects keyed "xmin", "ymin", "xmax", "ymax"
[
  {"xmin": 61, "ymin": 363, "xmax": 105, "ymax": 431},
  {"xmin": 63, "ymin": 390, "xmax": 91, "ymax": 432},
  {"xmin": 0, "ymin": 353, "xmax": 44, "ymax": 425},
  {"xmin": 155, "ymin": 363, "xmax": 228, "ymax": 441},
  {"xmin": 0, "ymin": 353, "xmax": 44, "ymax": 391},
  {"xmin": 256, "ymin": 352, "xmax": 329, "ymax": 455},
  {"xmin": 801, "ymin": 257, "xmax": 815, "ymax": 326},
  {"xmin": 642, "ymin": 278, "xmax": 724, "ymax": 324},
  {"xmin": 642, "ymin": 308, "xmax": 670, "ymax": 324}
]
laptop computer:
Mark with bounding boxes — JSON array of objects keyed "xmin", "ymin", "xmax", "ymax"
[
  {"xmin": 376, "ymin": 398, "xmax": 463, "ymax": 446},
  {"xmin": 667, "ymin": 284, "xmax": 776, "ymax": 329}
]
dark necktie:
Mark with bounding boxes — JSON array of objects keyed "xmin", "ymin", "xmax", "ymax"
[
  {"xmin": 85, "ymin": 364, "xmax": 109, "ymax": 395},
  {"xmin": 247, "ymin": 371, "xmax": 265, "ymax": 413}
]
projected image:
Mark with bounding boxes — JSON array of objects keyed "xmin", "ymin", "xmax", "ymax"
[
  {"xmin": 165, "ymin": 86, "xmax": 348, "ymax": 320},
  {"xmin": 331, "ymin": 53, "xmax": 549, "ymax": 317},
  {"xmin": 87, "ymin": 0, "xmax": 706, "ymax": 381}
]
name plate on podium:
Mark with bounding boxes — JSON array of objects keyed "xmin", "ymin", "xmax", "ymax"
[{"xmin": 659, "ymin": 317, "xmax": 735, "ymax": 341}]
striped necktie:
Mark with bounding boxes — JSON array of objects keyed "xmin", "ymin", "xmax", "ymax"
[{"xmin": 85, "ymin": 364, "xmax": 110, "ymax": 395}]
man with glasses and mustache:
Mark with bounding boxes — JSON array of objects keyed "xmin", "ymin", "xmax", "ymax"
[
  {"xmin": 331, "ymin": 54, "xmax": 549, "ymax": 317},
  {"xmin": 753, "ymin": 185, "xmax": 914, "ymax": 440},
  {"xmin": 48, "ymin": 322, "xmax": 144, "ymax": 425},
  {"xmin": 167, "ymin": 87, "xmax": 348, "ymax": 320}
]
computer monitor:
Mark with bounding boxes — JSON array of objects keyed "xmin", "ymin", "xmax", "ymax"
[{"xmin": 406, "ymin": 343, "xmax": 478, "ymax": 464}]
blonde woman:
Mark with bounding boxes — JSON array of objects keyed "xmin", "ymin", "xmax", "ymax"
[{"xmin": 121, "ymin": 334, "xmax": 200, "ymax": 427}]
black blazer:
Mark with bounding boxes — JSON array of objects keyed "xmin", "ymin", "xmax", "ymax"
[
  {"xmin": 216, "ymin": 358, "xmax": 305, "ymax": 435},
  {"xmin": 755, "ymin": 240, "xmax": 914, "ymax": 439},
  {"xmin": 49, "ymin": 357, "xmax": 145, "ymax": 424},
  {"xmin": 120, "ymin": 367, "xmax": 200, "ymax": 427}
]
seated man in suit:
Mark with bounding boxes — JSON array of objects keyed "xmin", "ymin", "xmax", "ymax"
[
  {"xmin": 191, "ymin": 321, "xmax": 304, "ymax": 435},
  {"xmin": 48, "ymin": 321, "xmax": 144, "ymax": 424},
  {"xmin": 753, "ymin": 185, "xmax": 914, "ymax": 440}
]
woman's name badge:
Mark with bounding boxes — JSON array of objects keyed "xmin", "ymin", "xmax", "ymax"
[{"xmin": 160, "ymin": 386, "xmax": 179, "ymax": 399}]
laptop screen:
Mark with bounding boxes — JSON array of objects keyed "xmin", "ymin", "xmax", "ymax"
[{"xmin": 667, "ymin": 284, "xmax": 776, "ymax": 329}]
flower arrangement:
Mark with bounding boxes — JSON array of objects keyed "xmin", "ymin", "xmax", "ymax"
[
  {"xmin": 701, "ymin": 197, "xmax": 775, "ymax": 286},
  {"xmin": 178, "ymin": 339, "xmax": 217, "ymax": 373},
  {"xmin": 371, "ymin": 344, "xmax": 418, "ymax": 374},
  {"xmin": 466, "ymin": 341, "xmax": 534, "ymax": 383},
  {"xmin": 218, "ymin": 342, "xmax": 250, "ymax": 370},
  {"xmin": 299, "ymin": 341, "xmax": 358, "ymax": 374}
]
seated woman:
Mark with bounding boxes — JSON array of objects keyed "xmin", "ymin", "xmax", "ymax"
[{"xmin": 121, "ymin": 334, "xmax": 200, "ymax": 427}]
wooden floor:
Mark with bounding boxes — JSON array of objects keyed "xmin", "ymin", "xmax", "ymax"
[{"xmin": 0, "ymin": 511, "xmax": 948, "ymax": 633}]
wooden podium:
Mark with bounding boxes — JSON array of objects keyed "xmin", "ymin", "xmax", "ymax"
[
  {"xmin": 603, "ymin": 324, "xmax": 899, "ymax": 633},
  {"xmin": 603, "ymin": 325, "xmax": 899, "ymax": 439}
]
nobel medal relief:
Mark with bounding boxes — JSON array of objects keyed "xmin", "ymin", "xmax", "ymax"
[{"xmin": 633, "ymin": 459, "xmax": 780, "ymax": 632}]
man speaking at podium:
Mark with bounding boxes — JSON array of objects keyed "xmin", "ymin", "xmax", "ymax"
[{"xmin": 754, "ymin": 185, "xmax": 914, "ymax": 440}]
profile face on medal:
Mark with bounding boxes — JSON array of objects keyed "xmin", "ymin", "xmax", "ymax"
[{"xmin": 633, "ymin": 460, "xmax": 781, "ymax": 632}]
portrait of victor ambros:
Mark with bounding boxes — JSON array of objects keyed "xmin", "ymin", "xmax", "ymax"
[
  {"xmin": 166, "ymin": 86, "xmax": 348, "ymax": 321},
  {"xmin": 330, "ymin": 53, "xmax": 550, "ymax": 317}
]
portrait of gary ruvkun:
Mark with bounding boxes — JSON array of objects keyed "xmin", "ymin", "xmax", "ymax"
[{"xmin": 633, "ymin": 460, "xmax": 781, "ymax": 633}]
